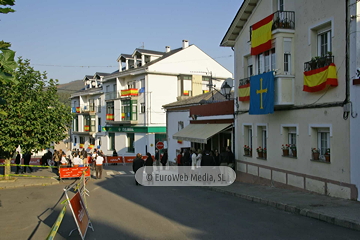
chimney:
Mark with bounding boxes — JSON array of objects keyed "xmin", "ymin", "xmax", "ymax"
[
  {"xmin": 182, "ymin": 40, "xmax": 189, "ymax": 49},
  {"xmin": 165, "ymin": 46, "xmax": 171, "ymax": 53}
]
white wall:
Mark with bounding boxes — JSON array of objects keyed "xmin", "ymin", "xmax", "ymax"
[
  {"xmin": 148, "ymin": 45, "xmax": 233, "ymax": 79},
  {"xmin": 166, "ymin": 110, "xmax": 191, "ymax": 163}
]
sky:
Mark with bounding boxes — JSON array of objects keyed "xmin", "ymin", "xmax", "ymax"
[{"xmin": 2, "ymin": 0, "xmax": 243, "ymax": 84}]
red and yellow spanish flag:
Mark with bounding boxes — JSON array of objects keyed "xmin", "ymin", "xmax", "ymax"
[
  {"xmin": 79, "ymin": 144, "xmax": 84, "ymax": 148},
  {"xmin": 121, "ymin": 88, "xmax": 138, "ymax": 97},
  {"xmin": 106, "ymin": 114, "xmax": 114, "ymax": 121},
  {"xmin": 121, "ymin": 112, "xmax": 125, "ymax": 119},
  {"xmin": 76, "ymin": 107, "xmax": 80, "ymax": 113},
  {"xmin": 84, "ymin": 125, "xmax": 90, "ymax": 131},
  {"xmin": 183, "ymin": 90, "xmax": 189, "ymax": 96},
  {"xmin": 88, "ymin": 144, "xmax": 94, "ymax": 150},
  {"xmin": 251, "ymin": 14, "xmax": 274, "ymax": 55},
  {"xmin": 303, "ymin": 63, "xmax": 338, "ymax": 92},
  {"xmin": 238, "ymin": 83, "xmax": 250, "ymax": 101}
]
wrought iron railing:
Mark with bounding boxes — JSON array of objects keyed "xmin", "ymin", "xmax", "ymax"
[
  {"xmin": 239, "ymin": 77, "xmax": 250, "ymax": 86},
  {"xmin": 304, "ymin": 56, "xmax": 334, "ymax": 72},
  {"xmin": 272, "ymin": 11, "xmax": 295, "ymax": 30}
]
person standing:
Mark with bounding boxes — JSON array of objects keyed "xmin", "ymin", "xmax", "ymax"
[
  {"xmin": 213, "ymin": 149, "xmax": 220, "ymax": 166},
  {"xmin": 132, "ymin": 153, "xmax": 144, "ymax": 185},
  {"xmin": 15, "ymin": 151, "xmax": 23, "ymax": 174},
  {"xmin": 145, "ymin": 152, "xmax": 153, "ymax": 185},
  {"xmin": 196, "ymin": 149, "xmax": 202, "ymax": 168},
  {"xmin": 72, "ymin": 154, "xmax": 82, "ymax": 167},
  {"xmin": 191, "ymin": 148, "xmax": 197, "ymax": 170},
  {"xmin": 155, "ymin": 149, "xmax": 160, "ymax": 166},
  {"xmin": 201, "ymin": 150, "xmax": 215, "ymax": 166},
  {"xmin": 23, "ymin": 152, "xmax": 33, "ymax": 173},
  {"xmin": 160, "ymin": 149, "xmax": 168, "ymax": 170},
  {"xmin": 95, "ymin": 152, "xmax": 104, "ymax": 179}
]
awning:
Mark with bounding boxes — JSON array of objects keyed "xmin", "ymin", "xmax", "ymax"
[{"xmin": 173, "ymin": 124, "xmax": 232, "ymax": 144}]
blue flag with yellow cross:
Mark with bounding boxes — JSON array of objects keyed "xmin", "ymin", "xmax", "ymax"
[{"xmin": 249, "ymin": 71, "xmax": 274, "ymax": 115}]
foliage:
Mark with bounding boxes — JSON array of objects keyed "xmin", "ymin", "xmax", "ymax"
[
  {"xmin": 0, "ymin": 0, "xmax": 15, "ymax": 14},
  {"xmin": 290, "ymin": 144, "xmax": 296, "ymax": 150},
  {"xmin": 0, "ymin": 58, "xmax": 73, "ymax": 178},
  {"xmin": 325, "ymin": 148, "xmax": 330, "ymax": 155},
  {"xmin": 311, "ymin": 148, "xmax": 320, "ymax": 153},
  {"xmin": 281, "ymin": 144, "xmax": 290, "ymax": 150},
  {"xmin": 262, "ymin": 148, "xmax": 267, "ymax": 153},
  {"xmin": 244, "ymin": 145, "xmax": 251, "ymax": 151},
  {"xmin": 256, "ymin": 146, "xmax": 263, "ymax": 153}
]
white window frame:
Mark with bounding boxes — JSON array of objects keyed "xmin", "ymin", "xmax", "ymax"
[
  {"xmin": 317, "ymin": 28, "xmax": 331, "ymax": 57},
  {"xmin": 256, "ymin": 48, "xmax": 276, "ymax": 74},
  {"xmin": 317, "ymin": 129, "xmax": 330, "ymax": 157}
]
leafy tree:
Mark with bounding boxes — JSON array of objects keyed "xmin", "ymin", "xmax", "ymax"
[
  {"xmin": 0, "ymin": 0, "xmax": 17, "ymax": 115},
  {"xmin": 0, "ymin": 58, "xmax": 73, "ymax": 179}
]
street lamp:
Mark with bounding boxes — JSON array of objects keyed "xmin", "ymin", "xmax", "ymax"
[{"xmin": 221, "ymin": 82, "xmax": 232, "ymax": 100}]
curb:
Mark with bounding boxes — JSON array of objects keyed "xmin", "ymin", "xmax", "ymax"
[
  {"xmin": 0, "ymin": 180, "xmax": 59, "ymax": 190},
  {"xmin": 207, "ymin": 186, "xmax": 360, "ymax": 232}
]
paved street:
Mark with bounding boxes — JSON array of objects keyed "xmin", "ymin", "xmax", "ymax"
[{"xmin": 0, "ymin": 164, "xmax": 359, "ymax": 239}]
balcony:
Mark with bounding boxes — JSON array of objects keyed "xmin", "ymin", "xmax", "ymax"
[
  {"xmin": 105, "ymin": 91, "xmax": 119, "ymax": 101},
  {"xmin": 272, "ymin": 11, "xmax": 295, "ymax": 30},
  {"xmin": 304, "ymin": 55, "xmax": 334, "ymax": 72}
]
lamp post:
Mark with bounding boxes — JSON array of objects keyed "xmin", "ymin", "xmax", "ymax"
[{"xmin": 221, "ymin": 82, "xmax": 232, "ymax": 100}]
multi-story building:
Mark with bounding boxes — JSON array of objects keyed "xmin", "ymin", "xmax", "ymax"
[
  {"xmin": 221, "ymin": 0, "xmax": 359, "ymax": 200},
  {"xmin": 72, "ymin": 40, "xmax": 232, "ymax": 160},
  {"xmin": 70, "ymin": 72, "xmax": 108, "ymax": 151}
]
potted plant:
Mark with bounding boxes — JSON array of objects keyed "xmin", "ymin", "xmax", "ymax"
[
  {"xmin": 244, "ymin": 145, "xmax": 250, "ymax": 156},
  {"xmin": 290, "ymin": 144, "xmax": 297, "ymax": 157},
  {"xmin": 256, "ymin": 146, "xmax": 263, "ymax": 158},
  {"xmin": 325, "ymin": 148, "xmax": 330, "ymax": 162},
  {"xmin": 263, "ymin": 148, "xmax": 267, "ymax": 159},
  {"xmin": 312, "ymin": 148, "xmax": 320, "ymax": 160},
  {"xmin": 281, "ymin": 144, "xmax": 290, "ymax": 156}
]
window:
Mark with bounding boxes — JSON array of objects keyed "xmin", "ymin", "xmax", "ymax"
[
  {"xmin": 140, "ymin": 102, "xmax": 145, "ymax": 113},
  {"xmin": 178, "ymin": 121, "xmax": 184, "ymax": 131},
  {"xmin": 288, "ymin": 128, "xmax": 296, "ymax": 156},
  {"xmin": 256, "ymin": 48, "xmax": 275, "ymax": 74},
  {"xmin": 318, "ymin": 29, "xmax": 331, "ymax": 57},
  {"xmin": 202, "ymin": 76, "xmax": 211, "ymax": 92},
  {"xmin": 127, "ymin": 81, "xmax": 136, "ymax": 89},
  {"xmin": 247, "ymin": 56, "xmax": 253, "ymax": 77},
  {"xmin": 73, "ymin": 117, "xmax": 78, "ymax": 132},
  {"xmin": 121, "ymin": 100, "xmax": 137, "ymax": 121},
  {"xmin": 127, "ymin": 133, "xmax": 135, "ymax": 153},
  {"xmin": 97, "ymin": 98, "xmax": 101, "ymax": 113},
  {"xmin": 317, "ymin": 129, "xmax": 330, "ymax": 158},
  {"xmin": 108, "ymin": 133, "xmax": 115, "ymax": 151},
  {"xmin": 283, "ymin": 38, "xmax": 291, "ymax": 74},
  {"xmin": 256, "ymin": 124, "xmax": 267, "ymax": 158},
  {"xmin": 98, "ymin": 117, "xmax": 101, "ymax": 132},
  {"xmin": 262, "ymin": 129, "xmax": 267, "ymax": 149},
  {"xmin": 80, "ymin": 137, "xmax": 84, "ymax": 145},
  {"xmin": 178, "ymin": 75, "xmax": 192, "ymax": 96},
  {"xmin": 84, "ymin": 115, "xmax": 90, "ymax": 132},
  {"xmin": 74, "ymin": 137, "xmax": 77, "ymax": 144},
  {"xmin": 278, "ymin": 0, "xmax": 284, "ymax": 11},
  {"xmin": 90, "ymin": 116, "xmax": 96, "ymax": 132},
  {"xmin": 89, "ymin": 137, "xmax": 95, "ymax": 145},
  {"xmin": 243, "ymin": 125, "xmax": 253, "ymax": 156},
  {"xmin": 106, "ymin": 102, "xmax": 114, "ymax": 121}
]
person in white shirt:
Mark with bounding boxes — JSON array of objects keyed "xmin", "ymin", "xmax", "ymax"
[
  {"xmin": 72, "ymin": 154, "xmax": 82, "ymax": 167},
  {"xmin": 196, "ymin": 149, "xmax": 202, "ymax": 168},
  {"xmin": 60, "ymin": 153, "xmax": 68, "ymax": 166},
  {"xmin": 191, "ymin": 148, "xmax": 197, "ymax": 170},
  {"xmin": 95, "ymin": 153, "xmax": 104, "ymax": 179}
]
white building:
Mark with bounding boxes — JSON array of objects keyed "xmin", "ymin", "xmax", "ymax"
[
  {"xmin": 221, "ymin": 0, "xmax": 359, "ymax": 200},
  {"xmin": 71, "ymin": 40, "xmax": 232, "ymax": 161}
]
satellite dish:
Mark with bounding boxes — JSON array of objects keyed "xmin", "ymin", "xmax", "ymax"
[{"xmin": 220, "ymin": 78, "xmax": 234, "ymax": 95}]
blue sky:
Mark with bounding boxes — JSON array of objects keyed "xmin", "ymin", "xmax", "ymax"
[{"xmin": 2, "ymin": 0, "xmax": 242, "ymax": 84}]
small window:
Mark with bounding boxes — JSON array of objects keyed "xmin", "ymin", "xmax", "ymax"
[
  {"xmin": 317, "ymin": 129, "xmax": 330, "ymax": 158},
  {"xmin": 108, "ymin": 133, "xmax": 115, "ymax": 151},
  {"xmin": 284, "ymin": 53, "xmax": 291, "ymax": 73},
  {"xmin": 178, "ymin": 121, "xmax": 184, "ymax": 131},
  {"xmin": 140, "ymin": 103, "xmax": 145, "ymax": 113},
  {"xmin": 318, "ymin": 29, "xmax": 331, "ymax": 57}
]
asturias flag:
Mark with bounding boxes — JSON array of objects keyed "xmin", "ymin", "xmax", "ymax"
[
  {"xmin": 251, "ymin": 14, "xmax": 274, "ymax": 55},
  {"xmin": 303, "ymin": 63, "xmax": 338, "ymax": 92},
  {"xmin": 249, "ymin": 71, "xmax": 274, "ymax": 115}
]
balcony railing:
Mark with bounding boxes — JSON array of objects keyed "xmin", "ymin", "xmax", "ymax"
[
  {"xmin": 105, "ymin": 91, "xmax": 119, "ymax": 100},
  {"xmin": 304, "ymin": 55, "xmax": 334, "ymax": 72},
  {"xmin": 239, "ymin": 77, "xmax": 250, "ymax": 86},
  {"xmin": 272, "ymin": 11, "xmax": 295, "ymax": 30}
]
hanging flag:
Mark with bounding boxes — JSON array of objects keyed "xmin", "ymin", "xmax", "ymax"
[
  {"xmin": 121, "ymin": 88, "xmax": 138, "ymax": 96},
  {"xmin": 251, "ymin": 14, "xmax": 274, "ymax": 55},
  {"xmin": 303, "ymin": 63, "xmax": 338, "ymax": 92},
  {"xmin": 249, "ymin": 71, "xmax": 274, "ymax": 115},
  {"xmin": 106, "ymin": 114, "xmax": 114, "ymax": 121},
  {"xmin": 238, "ymin": 82, "xmax": 250, "ymax": 101}
]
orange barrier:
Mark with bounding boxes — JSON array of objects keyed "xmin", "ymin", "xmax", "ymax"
[
  {"xmin": 106, "ymin": 156, "xmax": 123, "ymax": 164},
  {"xmin": 59, "ymin": 167, "xmax": 90, "ymax": 179}
]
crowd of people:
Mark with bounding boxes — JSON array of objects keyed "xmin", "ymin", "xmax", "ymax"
[{"xmin": 176, "ymin": 146, "xmax": 235, "ymax": 169}]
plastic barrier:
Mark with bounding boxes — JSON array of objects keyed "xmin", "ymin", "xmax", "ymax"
[{"xmin": 59, "ymin": 167, "xmax": 90, "ymax": 179}]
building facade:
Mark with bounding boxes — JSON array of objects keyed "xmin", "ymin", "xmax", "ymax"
[
  {"xmin": 71, "ymin": 40, "xmax": 232, "ymax": 160},
  {"xmin": 221, "ymin": 0, "xmax": 359, "ymax": 200}
]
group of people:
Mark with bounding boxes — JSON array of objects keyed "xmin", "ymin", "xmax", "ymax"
[
  {"xmin": 132, "ymin": 152, "xmax": 154, "ymax": 185},
  {"xmin": 15, "ymin": 151, "xmax": 33, "ymax": 174},
  {"xmin": 177, "ymin": 146, "xmax": 235, "ymax": 169}
]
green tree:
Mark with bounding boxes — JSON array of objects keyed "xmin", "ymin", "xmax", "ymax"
[
  {"xmin": 0, "ymin": 58, "xmax": 73, "ymax": 180},
  {"xmin": 0, "ymin": 0, "xmax": 17, "ymax": 115}
]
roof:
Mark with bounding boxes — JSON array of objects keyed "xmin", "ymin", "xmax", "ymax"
[
  {"xmin": 118, "ymin": 54, "xmax": 134, "ymax": 61},
  {"xmin": 162, "ymin": 90, "xmax": 233, "ymax": 109},
  {"xmin": 105, "ymin": 47, "xmax": 184, "ymax": 79},
  {"xmin": 133, "ymin": 48, "xmax": 164, "ymax": 56},
  {"xmin": 83, "ymin": 75, "xmax": 93, "ymax": 80},
  {"xmin": 220, "ymin": 0, "xmax": 258, "ymax": 47},
  {"xmin": 94, "ymin": 72, "xmax": 110, "ymax": 77}
]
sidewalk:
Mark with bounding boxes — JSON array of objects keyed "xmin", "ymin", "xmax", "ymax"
[
  {"xmin": 208, "ymin": 182, "xmax": 360, "ymax": 231},
  {"xmin": 0, "ymin": 167, "xmax": 59, "ymax": 189}
]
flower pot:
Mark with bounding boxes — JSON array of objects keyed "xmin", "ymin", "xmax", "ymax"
[
  {"xmin": 325, "ymin": 154, "xmax": 330, "ymax": 162},
  {"xmin": 257, "ymin": 152, "xmax": 263, "ymax": 158},
  {"xmin": 244, "ymin": 149, "xmax": 249, "ymax": 156},
  {"xmin": 312, "ymin": 152, "xmax": 320, "ymax": 160},
  {"xmin": 292, "ymin": 150, "xmax": 297, "ymax": 157},
  {"xmin": 263, "ymin": 152, "xmax": 267, "ymax": 159},
  {"xmin": 282, "ymin": 149, "xmax": 289, "ymax": 156}
]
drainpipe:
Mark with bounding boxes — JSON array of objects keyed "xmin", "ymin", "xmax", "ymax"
[{"xmin": 343, "ymin": 0, "xmax": 350, "ymax": 120}]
